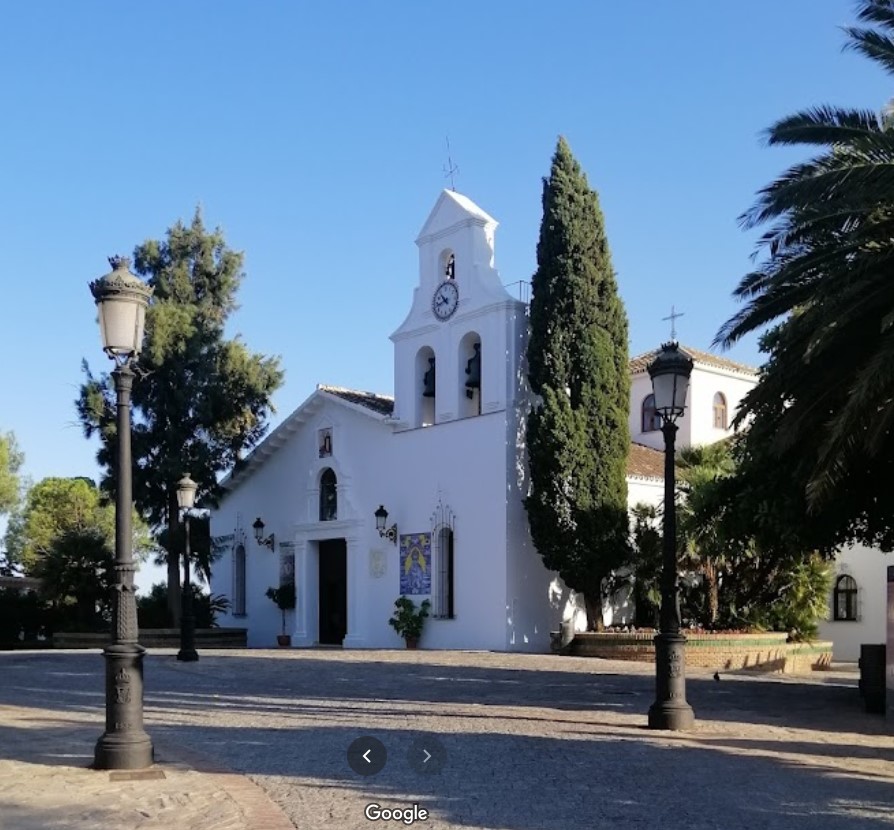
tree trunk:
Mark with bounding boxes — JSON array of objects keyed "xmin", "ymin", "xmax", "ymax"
[
  {"xmin": 584, "ymin": 591, "xmax": 604, "ymax": 631},
  {"xmin": 704, "ymin": 560, "xmax": 719, "ymax": 626},
  {"xmin": 167, "ymin": 489, "xmax": 181, "ymax": 626}
]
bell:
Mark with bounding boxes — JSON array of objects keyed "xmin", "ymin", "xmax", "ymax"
[
  {"xmin": 422, "ymin": 357, "xmax": 436, "ymax": 397},
  {"xmin": 465, "ymin": 343, "xmax": 481, "ymax": 389}
]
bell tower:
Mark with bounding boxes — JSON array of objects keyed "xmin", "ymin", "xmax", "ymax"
[{"xmin": 389, "ymin": 190, "xmax": 526, "ymax": 429}]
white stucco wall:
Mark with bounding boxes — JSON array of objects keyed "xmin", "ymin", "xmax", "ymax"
[
  {"xmin": 686, "ymin": 367, "xmax": 753, "ymax": 447},
  {"xmin": 211, "ymin": 392, "xmax": 516, "ymax": 650},
  {"xmin": 629, "ymin": 364, "xmax": 754, "ymax": 452},
  {"xmin": 817, "ymin": 544, "xmax": 892, "ymax": 661}
]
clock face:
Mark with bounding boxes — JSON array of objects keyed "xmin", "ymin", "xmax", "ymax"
[{"xmin": 432, "ymin": 280, "xmax": 459, "ymax": 320}]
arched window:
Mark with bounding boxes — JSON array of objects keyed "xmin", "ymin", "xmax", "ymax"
[
  {"xmin": 319, "ymin": 468, "xmax": 337, "ymax": 521},
  {"xmin": 713, "ymin": 392, "xmax": 728, "ymax": 430},
  {"xmin": 833, "ymin": 574, "xmax": 858, "ymax": 621},
  {"xmin": 434, "ymin": 527, "xmax": 454, "ymax": 619},
  {"xmin": 233, "ymin": 544, "xmax": 246, "ymax": 616},
  {"xmin": 641, "ymin": 394, "xmax": 661, "ymax": 432}
]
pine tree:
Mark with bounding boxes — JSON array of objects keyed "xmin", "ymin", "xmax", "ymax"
[
  {"xmin": 525, "ymin": 137, "xmax": 631, "ymax": 630},
  {"xmin": 77, "ymin": 210, "xmax": 284, "ymax": 623}
]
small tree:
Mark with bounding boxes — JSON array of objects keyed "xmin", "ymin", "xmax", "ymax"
[
  {"xmin": 34, "ymin": 528, "xmax": 114, "ymax": 631},
  {"xmin": 265, "ymin": 582, "xmax": 296, "ymax": 635},
  {"xmin": 0, "ymin": 431, "xmax": 23, "ymax": 517},
  {"xmin": 525, "ymin": 137, "xmax": 631, "ymax": 629}
]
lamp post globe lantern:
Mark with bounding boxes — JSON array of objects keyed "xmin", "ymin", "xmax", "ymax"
[
  {"xmin": 176, "ymin": 474, "xmax": 198, "ymax": 511},
  {"xmin": 90, "ymin": 256, "xmax": 154, "ymax": 770},
  {"xmin": 176, "ymin": 474, "xmax": 199, "ymax": 663},
  {"xmin": 646, "ymin": 341, "xmax": 696, "ymax": 731}
]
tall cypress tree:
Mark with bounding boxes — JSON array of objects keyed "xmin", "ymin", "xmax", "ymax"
[{"xmin": 525, "ymin": 137, "xmax": 631, "ymax": 630}]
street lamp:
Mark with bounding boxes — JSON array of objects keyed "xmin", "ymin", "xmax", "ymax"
[
  {"xmin": 646, "ymin": 341, "xmax": 695, "ymax": 731},
  {"xmin": 89, "ymin": 255, "xmax": 154, "ymax": 769},
  {"xmin": 176, "ymin": 474, "xmax": 199, "ymax": 663}
]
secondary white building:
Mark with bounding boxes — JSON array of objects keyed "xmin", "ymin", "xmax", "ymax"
[{"xmin": 209, "ymin": 189, "xmax": 887, "ymax": 654}]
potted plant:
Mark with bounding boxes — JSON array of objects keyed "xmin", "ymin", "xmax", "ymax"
[
  {"xmin": 265, "ymin": 582, "xmax": 296, "ymax": 647},
  {"xmin": 388, "ymin": 596, "xmax": 431, "ymax": 649}
]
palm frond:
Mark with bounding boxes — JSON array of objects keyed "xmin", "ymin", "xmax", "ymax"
[
  {"xmin": 764, "ymin": 106, "xmax": 883, "ymax": 146},
  {"xmin": 843, "ymin": 26, "xmax": 894, "ymax": 75}
]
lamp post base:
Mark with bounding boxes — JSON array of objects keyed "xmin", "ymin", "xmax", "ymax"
[
  {"xmin": 648, "ymin": 632, "xmax": 695, "ymax": 731},
  {"xmin": 176, "ymin": 647, "xmax": 199, "ymax": 663},
  {"xmin": 94, "ymin": 644, "xmax": 154, "ymax": 770}
]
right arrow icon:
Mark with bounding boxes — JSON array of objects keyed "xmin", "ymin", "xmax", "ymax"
[{"xmin": 408, "ymin": 736, "xmax": 447, "ymax": 775}]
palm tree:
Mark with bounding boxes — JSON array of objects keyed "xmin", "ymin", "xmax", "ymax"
[
  {"xmin": 715, "ymin": 0, "xmax": 894, "ymax": 508},
  {"xmin": 677, "ymin": 442, "xmax": 736, "ymax": 626}
]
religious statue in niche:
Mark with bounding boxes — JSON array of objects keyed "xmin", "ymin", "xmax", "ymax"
[
  {"xmin": 399, "ymin": 533, "xmax": 431, "ymax": 596},
  {"xmin": 318, "ymin": 428, "xmax": 333, "ymax": 458},
  {"xmin": 445, "ymin": 253, "xmax": 455, "ymax": 280}
]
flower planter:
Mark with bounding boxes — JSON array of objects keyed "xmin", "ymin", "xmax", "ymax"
[
  {"xmin": 405, "ymin": 636, "xmax": 419, "ymax": 649},
  {"xmin": 276, "ymin": 634, "xmax": 292, "ymax": 647}
]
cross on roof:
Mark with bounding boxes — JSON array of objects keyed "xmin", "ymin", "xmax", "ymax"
[
  {"xmin": 443, "ymin": 137, "xmax": 459, "ymax": 191},
  {"xmin": 662, "ymin": 305, "xmax": 684, "ymax": 341}
]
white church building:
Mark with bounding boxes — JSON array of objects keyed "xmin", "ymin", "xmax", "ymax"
[{"xmin": 209, "ymin": 189, "xmax": 889, "ymax": 657}]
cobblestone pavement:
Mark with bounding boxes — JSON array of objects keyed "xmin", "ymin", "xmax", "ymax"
[{"xmin": 0, "ymin": 649, "xmax": 892, "ymax": 830}]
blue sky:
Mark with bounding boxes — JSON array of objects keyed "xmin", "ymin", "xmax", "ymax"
[{"xmin": 1, "ymin": 2, "xmax": 890, "ymax": 571}]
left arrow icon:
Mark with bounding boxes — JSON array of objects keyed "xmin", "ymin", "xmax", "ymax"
[{"xmin": 347, "ymin": 737, "xmax": 387, "ymax": 777}]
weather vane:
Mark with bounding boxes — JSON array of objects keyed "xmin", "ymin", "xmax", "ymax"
[
  {"xmin": 662, "ymin": 305, "xmax": 684, "ymax": 341},
  {"xmin": 443, "ymin": 137, "xmax": 459, "ymax": 191}
]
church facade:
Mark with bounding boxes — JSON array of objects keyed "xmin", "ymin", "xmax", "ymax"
[{"xmin": 211, "ymin": 189, "xmax": 881, "ymax": 654}]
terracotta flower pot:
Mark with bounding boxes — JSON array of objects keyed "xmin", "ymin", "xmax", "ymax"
[
  {"xmin": 276, "ymin": 634, "xmax": 291, "ymax": 647},
  {"xmin": 405, "ymin": 636, "xmax": 419, "ymax": 649}
]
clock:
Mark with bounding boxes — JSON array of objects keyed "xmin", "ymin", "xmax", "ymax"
[{"xmin": 432, "ymin": 280, "xmax": 459, "ymax": 320}]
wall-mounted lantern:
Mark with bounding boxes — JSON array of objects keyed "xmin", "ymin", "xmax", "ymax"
[
  {"xmin": 374, "ymin": 505, "xmax": 398, "ymax": 545},
  {"xmin": 252, "ymin": 516, "xmax": 275, "ymax": 551}
]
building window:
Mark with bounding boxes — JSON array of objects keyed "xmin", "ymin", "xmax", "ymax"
[
  {"xmin": 833, "ymin": 574, "xmax": 858, "ymax": 621},
  {"xmin": 641, "ymin": 394, "xmax": 661, "ymax": 432},
  {"xmin": 233, "ymin": 544, "xmax": 246, "ymax": 616},
  {"xmin": 713, "ymin": 392, "xmax": 728, "ymax": 430},
  {"xmin": 320, "ymin": 468, "xmax": 337, "ymax": 521},
  {"xmin": 433, "ymin": 527, "xmax": 454, "ymax": 619}
]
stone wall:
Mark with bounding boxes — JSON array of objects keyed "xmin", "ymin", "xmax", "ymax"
[
  {"xmin": 569, "ymin": 631, "xmax": 833, "ymax": 674},
  {"xmin": 52, "ymin": 628, "xmax": 247, "ymax": 649}
]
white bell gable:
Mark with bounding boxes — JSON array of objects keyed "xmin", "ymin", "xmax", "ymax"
[{"xmin": 390, "ymin": 190, "xmax": 526, "ymax": 428}]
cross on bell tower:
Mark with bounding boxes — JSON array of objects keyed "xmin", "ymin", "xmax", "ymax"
[{"xmin": 662, "ymin": 306, "xmax": 685, "ymax": 341}]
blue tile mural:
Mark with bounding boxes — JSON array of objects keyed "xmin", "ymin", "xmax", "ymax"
[{"xmin": 399, "ymin": 533, "xmax": 431, "ymax": 595}]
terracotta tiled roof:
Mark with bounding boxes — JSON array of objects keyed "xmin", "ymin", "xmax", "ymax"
[
  {"xmin": 318, "ymin": 385, "xmax": 395, "ymax": 416},
  {"xmin": 629, "ymin": 345, "xmax": 756, "ymax": 376},
  {"xmin": 627, "ymin": 443, "xmax": 665, "ymax": 480}
]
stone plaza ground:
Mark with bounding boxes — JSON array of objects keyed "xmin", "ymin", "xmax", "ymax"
[{"xmin": 0, "ymin": 648, "xmax": 891, "ymax": 830}]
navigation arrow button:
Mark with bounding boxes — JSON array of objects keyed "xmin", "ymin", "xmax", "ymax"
[
  {"xmin": 408, "ymin": 736, "xmax": 447, "ymax": 775},
  {"xmin": 347, "ymin": 737, "xmax": 386, "ymax": 776}
]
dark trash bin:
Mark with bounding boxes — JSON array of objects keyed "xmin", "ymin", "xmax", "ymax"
[{"xmin": 858, "ymin": 643, "xmax": 887, "ymax": 715}]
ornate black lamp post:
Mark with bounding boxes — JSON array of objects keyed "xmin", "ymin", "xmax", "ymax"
[
  {"xmin": 647, "ymin": 341, "xmax": 695, "ymax": 731},
  {"xmin": 90, "ymin": 256, "xmax": 154, "ymax": 769},
  {"xmin": 176, "ymin": 474, "xmax": 199, "ymax": 663}
]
